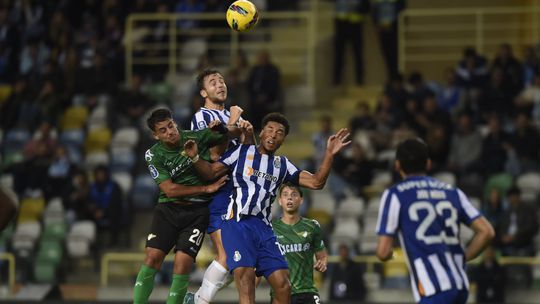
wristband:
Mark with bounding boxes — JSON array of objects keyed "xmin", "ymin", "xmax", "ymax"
[
  {"xmin": 190, "ymin": 154, "xmax": 200, "ymax": 163},
  {"xmin": 211, "ymin": 123, "xmax": 228, "ymax": 134}
]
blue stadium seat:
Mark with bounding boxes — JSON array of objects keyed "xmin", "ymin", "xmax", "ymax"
[
  {"xmin": 131, "ymin": 174, "xmax": 159, "ymax": 210},
  {"xmin": 110, "ymin": 148, "xmax": 136, "ymax": 173},
  {"xmin": 3, "ymin": 128, "xmax": 30, "ymax": 155}
]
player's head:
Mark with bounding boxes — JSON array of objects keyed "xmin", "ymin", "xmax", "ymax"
[
  {"xmin": 278, "ymin": 182, "xmax": 303, "ymax": 214},
  {"xmin": 259, "ymin": 112, "xmax": 290, "ymax": 153},
  {"xmin": 197, "ymin": 68, "xmax": 227, "ymax": 104},
  {"xmin": 146, "ymin": 108, "xmax": 180, "ymax": 146},
  {"xmin": 395, "ymin": 138, "xmax": 431, "ymax": 177}
]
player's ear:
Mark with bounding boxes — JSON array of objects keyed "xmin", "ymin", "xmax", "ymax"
[
  {"xmin": 152, "ymin": 132, "xmax": 159, "ymax": 140},
  {"xmin": 426, "ymin": 159, "xmax": 432, "ymax": 171},
  {"xmin": 394, "ymin": 160, "xmax": 401, "ymax": 173},
  {"xmin": 200, "ymin": 89, "xmax": 207, "ymax": 98}
]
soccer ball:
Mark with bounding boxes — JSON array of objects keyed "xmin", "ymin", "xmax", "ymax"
[{"xmin": 226, "ymin": 0, "xmax": 259, "ymax": 32}]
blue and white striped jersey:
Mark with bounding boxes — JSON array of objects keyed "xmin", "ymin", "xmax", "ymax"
[
  {"xmin": 376, "ymin": 175, "xmax": 481, "ymax": 302},
  {"xmin": 191, "ymin": 107, "xmax": 242, "ymax": 146},
  {"xmin": 220, "ymin": 144, "xmax": 301, "ymax": 225}
]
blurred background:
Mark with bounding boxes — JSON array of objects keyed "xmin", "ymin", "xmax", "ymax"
[{"xmin": 1, "ymin": 0, "xmax": 540, "ymax": 303}]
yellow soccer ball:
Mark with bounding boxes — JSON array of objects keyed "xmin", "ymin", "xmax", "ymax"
[{"xmin": 226, "ymin": 0, "xmax": 259, "ymax": 32}]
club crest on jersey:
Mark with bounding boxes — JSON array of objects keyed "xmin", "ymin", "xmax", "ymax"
[
  {"xmin": 145, "ymin": 150, "xmax": 154, "ymax": 162},
  {"xmin": 198, "ymin": 121, "xmax": 207, "ymax": 129},
  {"xmin": 148, "ymin": 165, "xmax": 159, "ymax": 179},
  {"xmin": 273, "ymin": 157, "xmax": 281, "ymax": 168},
  {"xmin": 234, "ymin": 250, "xmax": 242, "ymax": 262}
]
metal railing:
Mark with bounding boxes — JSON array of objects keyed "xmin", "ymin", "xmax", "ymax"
[
  {"xmin": 124, "ymin": 11, "xmax": 316, "ymax": 87},
  {"xmin": 398, "ymin": 5, "xmax": 540, "ymax": 74},
  {"xmin": 100, "ymin": 251, "xmax": 540, "ymax": 287}
]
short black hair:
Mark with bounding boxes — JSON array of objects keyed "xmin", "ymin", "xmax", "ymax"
[
  {"xmin": 396, "ymin": 138, "xmax": 429, "ymax": 174},
  {"xmin": 146, "ymin": 108, "xmax": 173, "ymax": 131},
  {"xmin": 196, "ymin": 68, "xmax": 222, "ymax": 91},
  {"xmin": 279, "ymin": 182, "xmax": 303, "ymax": 197},
  {"xmin": 261, "ymin": 112, "xmax": 290, "ymax": 135}
]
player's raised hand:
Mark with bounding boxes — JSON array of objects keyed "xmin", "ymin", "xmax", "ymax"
[
  {"xmin": 229, "ymin": 105, "xmax": 243, "ymax": 124},
  {"xmin": 314, "ymin": 257, "xmax": 327, "ymax": 273},
  {"xmin": 183, "ymin": 139, "xmax": 199, "ymax": 158},
  {"xmin": 326, "ymin": 128, "xmax": 351, "ymax": 155},
  {"xmin": 205, "ymin": 175, "xmax": 228, "ymax": 193},
  {"xmin": 208, "ymin": 120, "xmax": 228, "ymax": 134}
]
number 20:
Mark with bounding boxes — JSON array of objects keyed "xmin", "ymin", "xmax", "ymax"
[
  {"xmin": 188, "ymin": 228, "xmax": 204, "ymax": 246},
  {"xmin": 409, "ymin": 201, "xmax": 459, "ymax": 245}
]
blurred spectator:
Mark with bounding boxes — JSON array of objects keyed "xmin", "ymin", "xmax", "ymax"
[
  {"xmin": 371, "ymin": 0, "xmax": 405, "ymax": 78},
  {"xmin": 22, "ymin": 121, "xmax": 58, "ymax": 160},
  {"xmin": 0, "ymin": 6, "xmax": 21, "ymax": 83},
  {"xmin": 115, "ymin": 74, "xmax": 156, "ymax": 127},
  {"xmin": 447, "ymin": 112, "xmax": 482, "ymax": 175},
  {"xmin": 498, "ymin": 187, "xmax": 538, "ymax": 257},
  {"xmin": 88, "ymin": 165, "xmax": 123, "ymax": 247},
  {"xmin": 62, "ymin": 170, "xmax": 91, "ymax": 224},
  {"xmin": 329, "ymin": 244, "xmax": 366, "ymax": 301},
  {"xmin": 37, "ymin": 79, "xmax": 64, "ymax": 127},
  {"xmin": 436, "ymin": 68, "xmax": 464, "ymax": 117},
  {"xmin": 522, "ymin": 45, "xmax": 539, "ymax": 87},
  {"xmin": 482, "ymin": 188, "xmax": 506, "ymax": 230},
  {"xmin": 0, "ymin": 76, "xmax": 31, "ymax": 130},
  {"xmin": 491, "ymin": 43, "xmax": 522, "ymax": 98},
  {"xmin": 510, "ymin": 112, "xmax": 540, "ymax": 172},
  {"xmin": 407, "ymin": 71, "xmax": 432, "ymax": 105},
  {"xmin": 77, "ymin": 52, "xmax": 115, "ymax": 95},
  {"xmin": 333, "ymin": 0, "xmax": 370, "ymax": 85},
  {"xmin": 479, "ymin": 67, "xmax": 515, "ymax": 122},
  {"xmin": 13, "ymin": 140, "xmax": 51, "ymax": 196},
  {"xmin": 480, "ymin": 114, "xmax": 513, "ymax": 177},
  {"xmin": 45, "ymin": 145, "xmax": 73, "ymax": 199},
  {"xmin": 348, "ymin": 101, "xmax": 376, "ymax": 137},
  {"xmin": 226, "ymin": 68, "xmax": 249, "ymax": 118},
  {"xmin": 19, "ymin": 39, "xmax": 50, "ymax": 76},
  {"xmin": 175, "ymin": 0, "xmax": 205, "ymax": 30},
  {"xmin": 333, "ymin": 142, "xmax": 375, "ymax": 197},
  {"xmin": 383, "ymin": 73, "xmax": 408, "ymax": 114},
  {"xmin": 515, "ymin": 71, "xmax": 540, "ymax": 123},
  {"xmin": 470, "ymin": 246, "xmax": 506, "ymax": 304},
  {"xmin": 373, "ymin": 93, "xmax": 402, "ymax": 147},
  {"xmin": 247, "ymin": 50, "xmax": 282, "ymax": 129},
  {"xmin": 456, "ymin": 47, "xmax": 489, "ymax": 90}
]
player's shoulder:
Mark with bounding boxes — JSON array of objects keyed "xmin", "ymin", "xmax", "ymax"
[
  {"xmin": 145, "ymin": 142, "xmax": 162, "ymax": 162},
  {"xmin": 302, "ymin": 217, "xmax": 321, "ymax": 229}
]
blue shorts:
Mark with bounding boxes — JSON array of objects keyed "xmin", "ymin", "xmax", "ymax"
[
  {"xmin": 221, "ymin": 216, "xmax": 288, "ymax": 278},
  {"xmin": 419, "ymin": 289, "xmax": 468, "ymax": 304},
  {"xmin": 207, "ymin": 182, "xmax": 232, "ymax": 234}
]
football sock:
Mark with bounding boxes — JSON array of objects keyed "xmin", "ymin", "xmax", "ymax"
[
  {"xmin": 166, "ymin": 273, "xmax": 190, "ymax": 304},
  {"xmin": 194, "ymin": 260, "xmax": 228, "ymax": 303},
  {"xmin": 133, "ymin": 264, "xmax": 158, "ymax": 303}
]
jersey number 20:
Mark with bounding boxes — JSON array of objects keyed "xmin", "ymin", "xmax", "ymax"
[{"xmin": 409, "ymin": 201, "xmax": 459, "ymax": 245}]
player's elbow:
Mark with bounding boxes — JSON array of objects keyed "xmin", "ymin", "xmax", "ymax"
[
  {"xmin": 484, "ymin": 223, "xmax": 496, "ymax": 242},
  {"xmin": 375, "ymin": 247, "xmax": 392, "ymax": 262},
  {"xmin": 310, "ymin": 179, "xmax": 326, "ymax": 190}
]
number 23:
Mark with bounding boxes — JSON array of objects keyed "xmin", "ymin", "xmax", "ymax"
[{"xmin": 409, "ymin": 201, "xmax": 459, "ymax": 245}]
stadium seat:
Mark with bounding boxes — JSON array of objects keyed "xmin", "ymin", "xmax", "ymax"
[
  {"xmin": 86, "ymin": 105, "xmax": 108, "ymax": 131},
  {"xmin": 335, "ymin": 196, "xmax": 365, "ymax": 219},
  {"xmin": 144, "ymin": 82, "xmax": 173, "ymax": 104},
  {"xmin": 42, "ymin": 197, "xmax": 66, "ymax": 226},
  {"xmin": 434, "ymin": 171, "xmax": 457, "ymax": 186},
  {"xmin": 33, "ymin": 239, "xmax": 63, "ymax": 283},
  {"xmin": 516, "ymin": 172, "xmax": 540, "ymax": 194},
  {"xmin": 484, "ymin": 173, "xmax": 514, "ymax": 199},
  {"xmin": 60, "ymin": 105, "xmax": 89, "ymax": 130},
  {"xmin": 371, "ymin": 171, "xmax": 393, "ymax": 188},
  {"xmin": 110, "ymin": 127, "xmax": 140, "ymax": 149},
  {"xmin": 3, "ymin": 128, "xmax": 30, "ymax": 155},
  {"xmin": 366, "ymin": 196, "xmax": 382, "ymax": 217},
  {"xmin": 12, "ymin": 221, "xmax": 41, "ymax": 258},
  {"xmin": 18, "ymin": 197, "xmax": 46, "ymax": 223},
  {"xmin": 310, "ymin": 191, "xmax": 336, "ymax": 215},
  {"xmin": 0, "ymin": 173, "xmax": 14, "ymax": 189},
  {"xmin": 59, "ymin": 129, "xmax": 85, "ymax": 148},
  {"xmin": 84, "ymin": 127, "xmax": 112, "ymax": 154},
  {"xmin": 333, "ymin": 218, "xmax": 361, "ymax": 240},
  {"xmin": 110, "ymin": 147, "xmax": 136, "ymax": 173},
  {"xmin": 112, "ymin": 172, "xmax": 133, "ymax": 196},
  {"xmin": 66, "ymin": 220, "xmax": 96, "ymax": 258},
  {"xmin": 468, "ymin": 196, "xmax": 481, "ymax": 210},
  {"xmin": 84, "ymin": 151, "xmax": 110, "ymax": 170},
  {"xmin": 131, "ymin": 174, "xmax": 159, "ymax": 210},
  {"xmin": 305, "ymin": 209, "xmax": 332, "ymax": 230},
  {"xmin": 42, "ymin": 222, "xmax": 67, "ymax": 242}
]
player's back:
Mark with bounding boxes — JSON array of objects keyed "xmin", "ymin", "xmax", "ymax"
[{"xmin": 376, "ymin": 175, "xmax": 480, "ymax": 301}]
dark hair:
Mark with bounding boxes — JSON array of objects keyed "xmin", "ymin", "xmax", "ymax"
[
  {"xmin": 279, "ymin": 182, "xmax": 303, "ymax": 197},
  {"xmin": 196, "ymin": 68, "xmax": 222, "ymax": 91},
  {"xmin": 261, "ymin": 112, "xmax": 290, "ymax": 135},
  {"xmin": 146, "ymin": 108, "xmax": 173, "ymax": 131},
  {"xmin": 507, "ymin": 186, "xmax": 521, "ymax": 197},
  {"xmin": 396, "ymin": 138, "xmax": 429, "ymax": 174}
]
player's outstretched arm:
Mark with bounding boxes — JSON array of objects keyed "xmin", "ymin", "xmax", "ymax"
[
  {"xmin": 159, "ymin": 176, "xmax": 228, "ymax": 199},
  {"xmin": 298, "ymin": 128, "xmax": 351, "ymax": 189},
  {"xmin": 314, "ymin": 249, "xmax": 328, "ymax": 272},
  {"xmin": 465, "ymin": 216, "xmax": 495, "ymax": 261},
  {"xmin": 376, "ymin": 235, "xmax": 394, "ymax": 262},
  {"xmin": 184, "ymin": 139, "xmax": 229, "ymax": 181}
]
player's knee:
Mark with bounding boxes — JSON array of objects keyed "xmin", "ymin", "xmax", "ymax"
[
  {"xmin": 273, "ymin": 277, "xmax": 291, "ymax": 296},
  {"xmin": 215, "ymin": 253, "xmax": 227, "ymax": 267},
  {"xmin": 144, "ymin": 250, "xmax": 165, "ymax": 269}
]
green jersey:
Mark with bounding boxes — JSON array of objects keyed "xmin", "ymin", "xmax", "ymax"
[
  {"xmin": 272, "ymin": 217, "xmax": 325, "ymax": 295},
  {"xmin": 144, "ymin": 128, "xmax": 225, "ymax": 204}
]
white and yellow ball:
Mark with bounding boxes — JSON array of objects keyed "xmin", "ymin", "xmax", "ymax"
[{"xmin": 226, "ymin": 0, "xmax": 259, "ymax": 32}]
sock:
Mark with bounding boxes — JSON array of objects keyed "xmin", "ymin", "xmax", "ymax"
[
  {"xmin": 166, "ymin": 274, "xmax": 190, "ymax": 304},
  {"xmin": 133, "ymin": 265, "xmax": 158, "ymax": 304},
  {"xmin": 195, "ymin": 260, "xmax": 228, "ymax": 303}
]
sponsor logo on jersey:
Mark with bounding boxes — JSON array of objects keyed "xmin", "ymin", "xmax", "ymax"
[
  {"xmin": 296, "ymin": 231, "xmax": 309, "ymax": 238},
  {"xmin": 145, "ymin": 150, "xmax": 154, "ymax": 161},
  {"xmin": 247, "ymin": 154, "xmax": 254, "ymax": 160},
  {"xmin": 147, "ymin": 233, "xmax": 157, "ymax": 241},
  {"xmin": 245, "ymin": 166, "xmax": 278, "ymax": 182},
  {"xmin": 148, "ymin": 165, "xmax": 159, "ymax": 179},
  {"xmin": 234, "ymin": 250, "xmax": 242, "ymax": 262},
  {"xmin": 135, "ymin": 281, "xmax": 143, "ymax": 286},
  {"xmin": 278, "ymin": 242, "xmax": 311, "ymax": 253},
  {"xmin": 198, "ymin": 121, "xmax": 207, "ymax": 129},
  {"xmin": 273, "ymin": 157, "xmax": 281, "ymax": 168}
]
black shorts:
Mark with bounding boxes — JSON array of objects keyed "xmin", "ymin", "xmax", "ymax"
[
  {"xmin": 146, "ymin": 203, "xmax": 209, "ymax": 259},
  {"xmin": 291, "ymin": 292, "xmax": 321, "ymax": 304}
]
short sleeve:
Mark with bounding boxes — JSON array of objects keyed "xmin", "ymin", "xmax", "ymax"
[
  {"xmin": 282, "ymin": 156, "xmax": 301, "ymax": 185},
  {"xmin": 219, "ymin": 144, "xmax": 242, "ymax": 168},
  {"xmin": 376, "ymin": 189, "xmax": 401, "ymax": 236},
  {"xmin": 312, "ymin": 220, "xmax": 325, "ymax": 252},
  {"xmin": 145, "ymin": 149, "xmax": 170, "ymax": 185},
  {"xmin": 191, "ymin": 111, "xmax": 209, "ymax": 130},
  {"xmin": 457, "ymin": 188, "xmax": 481, "ymax": 225}
]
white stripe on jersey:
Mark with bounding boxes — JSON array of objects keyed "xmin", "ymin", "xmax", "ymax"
[
  {"xmin": 457, "ymin": 189, "xmax": 480, "ymax": 220},
  {"xmin": 414, "ymin": 258, "xmax": 436, "ymax": 297},
  {"xmin": 375, "ymin": 190, "xmax": 389, "ymax": 233},
  {"xmin": 428, "ymin": 254, "xmax": 452, "ymax": 291},
  {"xmin": 399, "ymin": 232, "xmax": 420, "ymax": 302},
  {"xmin": 191, "ymin": 107, "xmax": 231, "ymax": 130},
  {"xmin": 445, "ymin": 252, "xmax": 463, "ymax": 290},
  {"xmin": 375, "ymin": 191, "xmax": 401, "ymax": 234},
  {"xmin": 453, "ymin": 254, "xmax": 470, "ymax": 289}
]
